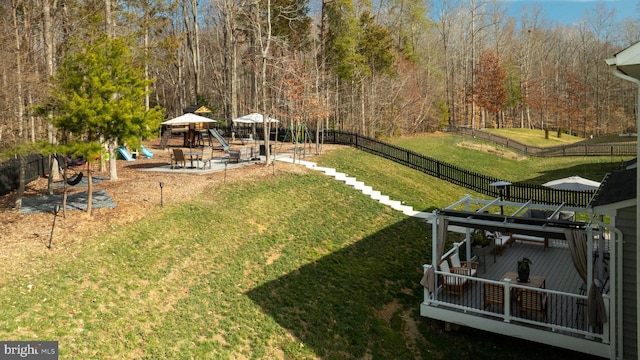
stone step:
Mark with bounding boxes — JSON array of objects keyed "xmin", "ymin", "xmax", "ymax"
[{"xmin": 278, "ymin": 156, "xmax": 435, "ymax": 221}]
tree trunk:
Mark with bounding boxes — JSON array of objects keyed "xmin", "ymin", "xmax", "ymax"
[
  {"xmin": 47, "ymin": 154, "xmax": 55, "ymax": 195},
  {"xmin": 12, "ymin": 0, "xmax": 25, "ymax": 141},
  {"xmin": 258, "ymin": 0, "xmax": 272, "ymax": 164},
  {"xmin": 14, "ymin": 155, "xmax": 25, "ymax": 210},
  {"xmin": 109, "ymin": 140, "xmax": 118, "ymax": 180},
  {"xmin": 86, "ymin": 161, "xmax": 93, "ymax": 214},
  {"xmin": 61, "ymin": 157, "xmax": 68, "ymax": 218},
  {"xmin": 360, "ymin": 81, "xmax": 366, "ymax": 136},
  {"xmin": 104, "ymin": 0, "xmax": 112, "ymax": 36}
]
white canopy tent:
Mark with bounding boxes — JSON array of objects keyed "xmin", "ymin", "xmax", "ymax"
[
  {"xmin": 232, "ymin": 113, "xmax": 280, "ymax": 146},
  {"xmin": 161, "ymin": 113, "xmax": 217, "ymax": 125},
  {"xmin": 542, "ymin": 176, "xmax": 601, "ymax": 191},
  {"xmin": 232, "ymin": 113, "xmax": 279, "ymax": 124}
]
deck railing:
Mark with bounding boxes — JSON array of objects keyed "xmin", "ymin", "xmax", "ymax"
[
  {"xmin": 430, "ymin": 271, "xmax": 609, "ymax": 342},
  {"xmin": 320, "ymin": 130, "xmax": 596, "ymax": 207}
]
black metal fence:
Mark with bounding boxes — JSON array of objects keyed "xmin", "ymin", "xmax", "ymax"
[
  {"xmin": 0, "ymin": 130, "xmax": 605, "ymax": 206},
  {"xmin": 0, "ymin": 154, "xmax": 49, "ymax": 196},
  {"xmin": 321, "ymin": 130, "xmax": 595, "ymax": 207},
  {"xmin": 449, "ymin": 127, "xmax": 637, "ymax": 157}
]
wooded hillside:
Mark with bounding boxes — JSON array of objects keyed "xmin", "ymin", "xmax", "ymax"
[{"xmin": 1, "ymin": 0, "xmax": 638, "ymax": 149}]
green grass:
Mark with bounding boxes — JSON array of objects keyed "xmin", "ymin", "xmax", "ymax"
[
  {"xmin": 482, "ymin": 128, "xmax": 583, "ymax": 147},
  {"xmin": 0, "ymin": 134, "xmax": 614, "ymax": 359},
  {"xmin": 384, "ymin": 133, "xmax": 631, "ymax": 185},
  {"xmin": 575, "ymin": 133, "xmax": 638, "ymax": 144},
  {"xmin": 316, "ymin": 146, "xmax": 485, "ymax": 212},
  {"xmin": 482, "ymin": 128, "xmax": 637, "ymax": 146}
]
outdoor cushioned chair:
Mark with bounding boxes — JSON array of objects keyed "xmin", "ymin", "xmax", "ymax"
[
  {"xmin": 449, "ymin": 252, "xmax": 478, "ymax": 277},
  {"xmin": 171, "ymin": 148, "xmax": 186, "ymax": 169},
  {"xmin": 518, "ymin": 288, "xmax": 548, "ymax": 321},
  {"xmin": 493, "ymin": 231, "xmax": 513, "ymax": 255},
  {"xmin": 483, "ymin": 282, "xmax": 504, "ymax": 311},
  {"xmin": 439, "ymin": 260, "xmax": 469, "ymax": 298},
  {"xmin": 200, "ymin": 146, "xmax": 214, "ymax": 169}
]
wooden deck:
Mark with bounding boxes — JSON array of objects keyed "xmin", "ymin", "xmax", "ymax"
[
  {"xmin": 432, "ymin": 239, "xmax": 606, "ymax": 335},
  {"xmin": 478, "ymin": 240, "xmax": 582, "ymax": 294}
]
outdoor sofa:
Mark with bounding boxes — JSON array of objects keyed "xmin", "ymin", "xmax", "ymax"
[
  {"xmin": 227, "ymin": 146, "xmax": 259, "ymax": 163},
  {"xmin": 509, "ymin": 209, "xmax": 575, "ymax": 250}
]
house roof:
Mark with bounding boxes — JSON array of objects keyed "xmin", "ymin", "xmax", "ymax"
[
  {"xmin": 589, "ymin": 168, "xmax": 637, "ymax": 207},
  {"xmin": 183, "ymin": 105, "xmax": 212, "ymax": 114},
  {"xmin": 606, "ymin": 41, "xmax": 640, "ymax": 80}
]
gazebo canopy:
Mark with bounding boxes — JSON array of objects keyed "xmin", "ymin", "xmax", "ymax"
[
  {"xmin": 162, "ymin": 113, "xmax": 217, "ymax": 125},
  {"xmin": 233, "ymin": 113, "xmax": 279, "ymax": 124}
]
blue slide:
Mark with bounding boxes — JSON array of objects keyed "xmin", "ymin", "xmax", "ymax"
[
  {"xmin": 117, "ymin": 147, "xmax": 135, "ymax": 161},
  {"xmin": 140, "ymin": 145, "xmax": 154, "ymax": 159},
  {"xmin": 208, "ymin": 128, "xmax": 230, "ymax": 152}
]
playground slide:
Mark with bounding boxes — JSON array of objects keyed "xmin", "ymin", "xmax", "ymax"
[
  {"xmin": 140, "ymin": 145, "xmax": 154, "ymax": 159},
  {"xmin": 117, "ymin": 147, "xmax": 135, "ymax": 161},
  {"xmin": 208, "ymin": 128, "xmax": 230, "ymax": 151}
]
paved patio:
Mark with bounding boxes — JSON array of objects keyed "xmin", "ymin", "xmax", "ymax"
[{"xmin": 139, "ymin": 153, "xmax": 294, "ymax": 174}]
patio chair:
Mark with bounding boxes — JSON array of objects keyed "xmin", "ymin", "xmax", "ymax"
[
  {"xmin": 449, "ymin": 252, "xmax": 478, "ymax": 277},
  {"xmin": 171, "ymin": 148, "xmax": 186, "ymax": 169},
  {"xmin": 483, "ymin": 282, "xmax": 505, "ymax": 311},
  {"xmin": 493, "ymin": 231, "xmax": 513, "ymax": 255},
  {"xmin": 518, "ymin": 288, "xmax": 548, "ymax": 321},
  {"xmin": 439, "ymin": 260, "xmax": 469, "ymax": 298},
  {"xmin": 200, "ymin": 146, "xmax": 214, "ymax": 169}
]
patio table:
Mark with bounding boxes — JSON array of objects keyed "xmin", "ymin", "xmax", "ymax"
[
  {"xmin": 183, "ymin": 151, "xmax": 202, "ymax": 168},
  {"xmin": 501, "ymin": 271, "xmax": 545, "ymax": 289},
  {"xmin": 502, "ymin": 271, "xmax": 547, "ymax": 317}
]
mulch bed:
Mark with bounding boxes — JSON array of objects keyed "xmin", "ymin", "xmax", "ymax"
[{"xmin": 0, "ymin": 138, "xmax": 338, "ymax": 281}]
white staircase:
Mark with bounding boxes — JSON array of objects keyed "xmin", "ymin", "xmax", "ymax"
[{"xmin": 278, "ymin": 157, "xmax": 434, "ymax": 220}]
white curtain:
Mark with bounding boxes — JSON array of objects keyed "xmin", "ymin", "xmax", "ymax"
[{"xmin": 421, "ymin": 216, "xmax": 448, "ymax": 292}]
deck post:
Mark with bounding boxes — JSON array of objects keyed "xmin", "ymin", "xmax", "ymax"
[
  {"xmin": 423, "ymin": 264, "xmax": 433, "ymax": 305},
  {"xmin": 503, "ymin": 279, "xmax": 512, "ymax": 323}
]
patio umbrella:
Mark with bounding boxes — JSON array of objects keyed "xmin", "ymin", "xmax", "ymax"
[
  {"xmin": 232, "ymin": 113, "xmax": 279, "ymax": 124},
  {"xmin": 161, "ymin": 113, "xmax": 217, "ymax": 125},
  {"xmin": 542, "ymin": 176, "xmax": 601, "ymax": 191}
]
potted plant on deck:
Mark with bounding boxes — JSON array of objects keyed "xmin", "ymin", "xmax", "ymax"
[
  {"xmin": 471, "ymin": 230, "xmax": 492, "ymax": 248},
  {"xmin": 517, "ymin": 257, "xmax": 533, "ymax": 283},
  {"xmin": 471, "ymin": 230, "xmax": 496, "ymax": 270}
]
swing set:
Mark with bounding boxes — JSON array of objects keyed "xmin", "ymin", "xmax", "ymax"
[{"xmin": 281, "ymin": 122, "xmax": 312, "ymax": 158}]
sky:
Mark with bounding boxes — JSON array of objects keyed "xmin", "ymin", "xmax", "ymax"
[{"xmin": 503, "ymin": 0, "xmax": 638, "ymax": 25}]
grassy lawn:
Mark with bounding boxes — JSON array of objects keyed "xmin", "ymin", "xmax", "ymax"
[
  {"xmin": 384, "ymin": 133, "xmax": 631, "ymax": 185},
  {"xmin": 481, "ymin": 128, "xmax": 583, "ymax": 147},
  {"xmin": 2, "ymin": 172, "xmax": 436, "ymax": 358},
  {"xmin": 0, "ymin": 134, "xmax": 614, "ymax": 359}
]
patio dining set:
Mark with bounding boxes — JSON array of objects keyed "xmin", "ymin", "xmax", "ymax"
[
  {"xmin": 438, "ymin": 247, "xmax": 549, "ymax": 321},
  {"xmin": 170, "ymin": 147, "xmax": 216, "ymax": 170}
]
